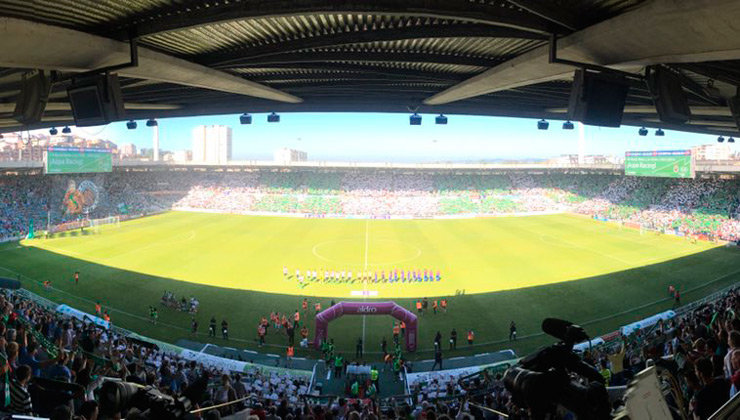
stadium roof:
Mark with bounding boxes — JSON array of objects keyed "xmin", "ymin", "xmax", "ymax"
[{"xmin": 1, "ymin": 0, "xmax": 740, "ymax": 135}]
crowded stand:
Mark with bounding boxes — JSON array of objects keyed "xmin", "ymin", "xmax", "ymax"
[
  {"xmin": 2, "ymin": 170, "xmax": 740, "ymax": 242},
  {"xmin": 0, "ymin": 288, "xmax": 317, "ymax": 419},
  {"xmin": 2, "ymin": 272, "xmax": 738, "ymax": 418},
  {"xmin": 1, "ymin": 168, "xmax": 740, "ymax": 418}
]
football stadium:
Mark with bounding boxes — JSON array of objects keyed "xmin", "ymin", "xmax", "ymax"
[{"xmin": 1, "ymin": 1, "xmax": 740, "ymax": 419}]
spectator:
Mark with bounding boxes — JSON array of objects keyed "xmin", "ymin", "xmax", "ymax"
[
  {"xmin": 9, "ymin": 364, "xmax": 33, "ymax": 415},
  {"xmin": 692, "ymin": 357, "xmax": 730, "ymax": 419}
]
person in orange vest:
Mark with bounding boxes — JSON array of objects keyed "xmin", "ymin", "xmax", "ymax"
[
  {"xmin": 94, "ymin": 301, "xmax": 101, "ymax": 315},
  {"xmin": 103, "ymin": 311, "xmax": 111, "ymax": 323},
  {"xmin": 432, "ymin": 300, "xmax": 438, "ymax": 315},
  {"xmin": 441, "ymin": 298, "xmax": 448, "ymax": 314},
  {"xmin": 302, "ymin": 298, "xmax": 308, "ymax": 312},
  {"xmin": 286, "ymin": 345, "xmax": 295, "ymax": 367},
  {"xmin": 392, "ymin": 323, "xmax": 401, "ymax": 344},
  {"xmin": 467, "ymin": 329, "xmax": 475, "ymax": 345},
  {"xmin": 315, "ymin": 301, "xmax": 322, "ymax": 315},
  {"xmin": 415, "ymin": 300, "xmax": 422, "ymax": 315}
]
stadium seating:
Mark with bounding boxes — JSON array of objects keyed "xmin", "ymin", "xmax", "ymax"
[
  {"xmin": 2, "ymin": 170, "xmax": 740, "ymax": 242},
  {"xmin": 1, "ymin": 168, "xmax": 740, "ymax": 418},
  {"xmin": 0, "ymin": 279, "xmax": 736, "ymax": 418}
]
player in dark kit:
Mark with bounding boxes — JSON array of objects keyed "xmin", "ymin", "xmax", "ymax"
[
  {"xmin": 509, "ymin": 321, "xmax": 517, "ymax": 341},
  {"xmin": 209, "ymin": 317, "xmax": 216, "ymax": 337},
  {"xmin": 221, "ymin": 319, "xmax": 229, "ymax": 339},
  {"xmin": 74, "ymin": 271, "xmax": 79, "ymax": 285}
]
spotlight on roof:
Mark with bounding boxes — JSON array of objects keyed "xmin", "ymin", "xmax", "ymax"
[
  {"xmin": 655, "ymin": 128, "xmax": 665, "ymax": 137},
  {"xmin": 62, "ymin": 126, "xmax": 71, "ymax": 134},
  {"xmin": 562, "ymin": 120, "xmax": 574, "ymax": 130},
  {"xmin": 267, "ymin": 112, "xmax": 280, "ymax": 123},
  {"xmin": 638, "ymin": 127, "xmax": 648, "ymax": 136},
  {"xmin": 729, "ymin": 137, "xmax": 736, "ymax": 143},
  {"xmin": 240, "ymin": 113, "xmax": 252, "ymax": 125},
  {"xmin": 718, "ymin": 136, "xmax": 725, "ymax": 143},
  {"xmin": 126, "ymin": 120, "xmax": 137, "ymax": 130},
  {"xmin": 0, "ymin": 134, "xmax": 3, "ymax": 139},
  {"xmin": 537, "ymin": 119, "xmax": 549, "ymax": 130},
  {"xmin": 146, "ymin": 119, "xmax": 158, "ymax": 127},
  {"xmin": 409, "ymin": 113, "xmax": 422, "ymax": 126},
  {"xmin": 49, "ymin": 127, "xmax": 58, "ymax": 135},
  {"xmin": 435, "ymin": 114, "xmax": 448, "ymax": 125}
]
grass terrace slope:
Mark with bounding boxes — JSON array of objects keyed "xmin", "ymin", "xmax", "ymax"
[{"xmin": 1, "ymin": 211, "xmax": 739, "ymax": 357}]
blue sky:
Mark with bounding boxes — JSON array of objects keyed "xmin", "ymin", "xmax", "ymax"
[{"xmin": 64, "ymin": 113, "xmax": 726, "ymax": 162}]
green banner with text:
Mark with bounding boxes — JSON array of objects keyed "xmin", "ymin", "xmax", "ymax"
[
  {"xmin": 45, "ymin": 148, "xmax": 112, "ymax": 174},
  {"xmin": 624, "ymin": 150, "xmax": 694, "ymax": 178}
]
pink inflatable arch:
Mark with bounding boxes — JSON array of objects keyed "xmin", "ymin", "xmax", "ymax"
[{"xmin": 313, "ymin": 301, "xmax": 418, "ymax": 352}]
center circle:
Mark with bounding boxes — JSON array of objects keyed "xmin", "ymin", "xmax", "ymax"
[{"xmin": 312, "ymin": 238, "xmax": 422, "ymax": 268}]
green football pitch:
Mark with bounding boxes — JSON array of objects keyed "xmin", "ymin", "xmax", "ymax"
[{"xmin": 1, "ymin": 211, "xmax": 739, "ymax": 358}]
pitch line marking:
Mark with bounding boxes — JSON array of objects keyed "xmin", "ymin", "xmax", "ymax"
[
  {"xmin": 362, "ymin": 220, "xmax": 369, "ymax": 351},
  {"xmin": 3, "ymin": 263, "xmax": 740, "ymax": 353},
  {"xmin": 101, "ymin": 230, "xmax": 197, "ymax": 262},
  {"xmin": 311, "ymin": 238, "xmax": 422, "ymax": 267},
  {"xmin": 0, "ymin": 246, "xmax": 22, "ymax": 253}
]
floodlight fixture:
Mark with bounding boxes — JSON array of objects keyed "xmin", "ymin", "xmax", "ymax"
[{"xmin": 410, "ymin": 113, "xmax": 422, "ymax": 125}]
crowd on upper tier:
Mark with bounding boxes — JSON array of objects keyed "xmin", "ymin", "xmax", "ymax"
[{"xmin": 1, "ymin": 171, "xmax": 739, "ymax": 241}]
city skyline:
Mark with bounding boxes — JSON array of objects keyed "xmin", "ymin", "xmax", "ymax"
[{"xmin": 4, "ymin": 112, "xmax": 734, "ymax": 162}]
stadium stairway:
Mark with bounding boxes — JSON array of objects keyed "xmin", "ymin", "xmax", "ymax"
[{"xmin": 312, "ymin": 361, "xmax": 405, "ymax": 399}]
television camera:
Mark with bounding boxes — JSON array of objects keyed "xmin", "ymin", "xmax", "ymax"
[{"xmin": 503, "ymin": 318, "xmax": 611, "ymax": 419}]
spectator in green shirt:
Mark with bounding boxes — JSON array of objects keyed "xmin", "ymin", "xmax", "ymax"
[{"xmin": 334, "ymin": 353, "xmax": 344, "ymax": 378}]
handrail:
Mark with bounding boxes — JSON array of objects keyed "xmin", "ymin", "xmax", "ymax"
[
  {"xmin": 308, "ymin": 361, "xmax": 319, "ymax": 392},
  {"xmin": 709, "ymin": 390, "xmax": 740, "ymax": 420}
]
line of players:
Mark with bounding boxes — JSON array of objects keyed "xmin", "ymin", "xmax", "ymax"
[{"xmin": 283, "ymin": 266, "xmax": 444, "ymax": 284}]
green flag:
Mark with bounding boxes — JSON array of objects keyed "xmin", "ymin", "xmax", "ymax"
[{"xmin": 26, "ymin": 219, "xmax": 34, "ymax": 239}]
